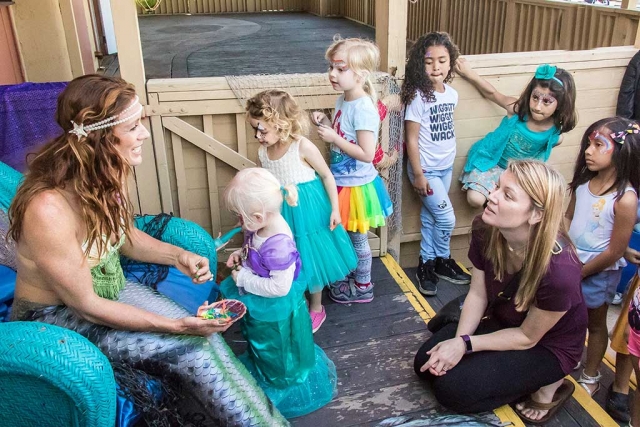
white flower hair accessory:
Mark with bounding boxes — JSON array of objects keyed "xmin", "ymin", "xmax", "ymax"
[{"xmin": 69, "ymin": 95, "xmax": 143, "ymax": 138}]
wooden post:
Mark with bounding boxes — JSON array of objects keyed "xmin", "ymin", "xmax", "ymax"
[
  {"xmin": 319, "ymin": 0, "xmax": 329, "ymax": 17},
  {"xmin": 622, "ymin": 0, "xmax": 637, "ymax": 9},
  {"xmin": 375, "ymin": 0, "xmax": 408, "ymax": 77},
  {"xmin": 110, "ymin": 0, "xmax": 163, "ymax": 214},
  {"xmin": 58, "ymin": 0, "xmax": 84, "ymax": 77},
  {"xmin": 439, "ymin": 0, "xmax": 450, "ymax": 32},
  {"xmin": 502, "ymin": 0, "xmax": 517, "ymax": 53},
  {"xmin": 557, "ymin": 5, "xmax": 577, "ymax": 50}
]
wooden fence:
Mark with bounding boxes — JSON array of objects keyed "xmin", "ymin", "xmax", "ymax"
[
  {"xmin": 144, "ymin": 73, "xmax": 387, "ymax": 256},
  {"xmin": 139, "ymin": 0, "xmax": 640, "ymax": 55},
  {"xmin": 404, "ymin": 0, "xmax": 640, "ymax": 54},
  {"xmin": 140, "ymin": 46, "xmax": 636, "ymax": 267}
]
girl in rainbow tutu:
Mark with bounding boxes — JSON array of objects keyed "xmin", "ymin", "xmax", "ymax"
[{"xmin": 313, "ymin": 37, "xmax": 393, "ymax": 304}]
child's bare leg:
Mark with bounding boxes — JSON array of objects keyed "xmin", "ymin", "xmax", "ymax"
[
  {"xmin": 613, "ymin": 352, "xmax": 632, "ymax": 394},
  {"xmin": 583, "ymin": 305, "xmax": 609, "ymax": 394},
  {"xmin": 466, "ymin": 189, "xmax": 487, "ymax": 209},
  {"xmin": 632, "ymin": 356, "xmax": 640, "ymax": 427},
  {"xmin": 309, "ymin": 291, "xmax": 323, "ymax": 313}
]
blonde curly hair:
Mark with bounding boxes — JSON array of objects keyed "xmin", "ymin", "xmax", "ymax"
[{"xmin": 245, "ymin": 90, "xmax": 309, "ymax": 145}]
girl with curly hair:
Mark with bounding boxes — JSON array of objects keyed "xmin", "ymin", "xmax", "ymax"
[
  {"xmin": 400, "ymin": 32, "xmax": 469, "ymax": 297},
  {"xmin": 246, "ymin": 89, "xmax": 357, "ymax": 333}
]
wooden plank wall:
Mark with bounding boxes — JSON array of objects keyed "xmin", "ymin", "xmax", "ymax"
[
  {"xmin": 137, "ymin": 0, "xmax": 305, "ymax": 15},
  {"xmin": 399, "ymin": 46, "xmax": 637, "ymax": 268},
  {"xmin": 404, "ymin": 0, "xmax": 640, "ymax": 54},
  {"xmin": 341, "ymin": 0, "xmax": 375, "ymax": 27}
]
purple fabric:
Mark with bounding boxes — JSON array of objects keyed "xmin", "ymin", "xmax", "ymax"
[
  {"xmin": 244, "ymin": 232, "xmax": 301, "ymax": 279},
  {"xmin": 0, "ymin": 82, "xmax": 67, "ymax": 172},
  {"xmin": 468, "ymin": 216, "xmax": 588, "ymax": 375}
]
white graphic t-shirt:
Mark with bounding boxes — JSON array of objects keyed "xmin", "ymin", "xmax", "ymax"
[
  {"xmin": 404, "ymin": 85, "xmax": 458, "ymax": 171},
  {"xmin": 329, "ymin": 95, "xmax": 380, "ymax": 187}
]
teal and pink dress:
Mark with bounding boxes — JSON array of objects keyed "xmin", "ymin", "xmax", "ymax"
[{"xmin": 220, "ymin": 231, "xmax": 337, "ymax": 418}]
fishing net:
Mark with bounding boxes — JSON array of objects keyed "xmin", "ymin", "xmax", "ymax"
[{"xmin": 225, "ymin": 73, "xmax": 405, "ymax": 257}]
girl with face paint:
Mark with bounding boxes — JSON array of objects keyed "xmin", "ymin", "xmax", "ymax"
[
  {"xmin": 456, "ymin": 63, "xmax": 577, "ymax": 210},
  {"xmin": 312, "ymin": 37, "xmax": 394, "ymax": 305},
  {"xmin": 566, "ymin": 117, "xmax": 640, "ymax": 402}
]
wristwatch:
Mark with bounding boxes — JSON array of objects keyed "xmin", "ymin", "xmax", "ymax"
[{"xmin": 460, "ymin": 334, "xmax": 473, "ymax": 354}]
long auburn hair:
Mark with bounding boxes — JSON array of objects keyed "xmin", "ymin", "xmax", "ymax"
[
  {"xmin": 245, "ymin": 89, "xmax": 309, "ymax": 145},
  {"xmin": 484, "ymin": 160, "xmax": 573, "ymax": 311},
  {"xmin": 569, "ymin": 116, "xmax": 640, "ymax": 200},
  {"xmin": 400, "ymin": 32, "xmax": 460, "ymax": 105},
  {"xmin": 9, "ymin": 74, "xmax": 138, "ymax": 257},
  {"xmin": 513, "ymin": 67, "xmax": 577, "ymax": 134}
]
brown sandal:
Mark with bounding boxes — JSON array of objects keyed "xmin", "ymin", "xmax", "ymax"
[{"xmin": 514, "ymin": 379, "xmax": 575, "ymax": 425}]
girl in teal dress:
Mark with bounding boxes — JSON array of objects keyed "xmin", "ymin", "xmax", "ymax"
[
  {"xmin": 246, "ymin": 89, "xmax": 357, "ymax": 333},
  {"xmin": 220, "ymin": 167, "xmax": 337, "ymax": 419},
  {"xmin": 456, "ymin": 61, "xmax": 577, "ymax": 208}
]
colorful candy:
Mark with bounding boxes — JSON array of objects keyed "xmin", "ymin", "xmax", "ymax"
[{"xmin": 200, "ymin": 301, "xmax": 238, "ymax": 321}]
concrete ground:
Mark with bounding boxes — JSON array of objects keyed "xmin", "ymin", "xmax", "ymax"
[{"xmin": 137, "ymin": 12, "xmax": 375, "ymax": 79}]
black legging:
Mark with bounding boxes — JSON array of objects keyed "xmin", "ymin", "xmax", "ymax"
[{"xmin": 414, "ymin": 322, "xmax": 566, "ymax": 413}]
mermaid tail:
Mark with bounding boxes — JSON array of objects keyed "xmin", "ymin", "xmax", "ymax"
[{"xmin": 23, "ymin": 282, "xmax": 289, "ymax": 427}]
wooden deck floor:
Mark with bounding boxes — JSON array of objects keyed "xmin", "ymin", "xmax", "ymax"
[
  {"xmin": 99, "ymin": 12, "xmax": 375, "ymax": 79},
  {"xmin": 223, "ymin": 256, "xmax": 625, "ymax": 426}
]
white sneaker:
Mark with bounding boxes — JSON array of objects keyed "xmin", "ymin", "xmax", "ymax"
[{"xmin": 612, "ymin": 292, "xmax": 623, "ymax": 306}]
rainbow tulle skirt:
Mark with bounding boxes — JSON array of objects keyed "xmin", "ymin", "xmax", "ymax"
[{"xmin": 337, "ymin": 175, "xmax": 393, "ymax": 234}]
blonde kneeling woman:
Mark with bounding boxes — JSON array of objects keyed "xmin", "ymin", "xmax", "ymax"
[{"xmin": 414, "ymin": 160, "xmax": 587, "ymax": 424}]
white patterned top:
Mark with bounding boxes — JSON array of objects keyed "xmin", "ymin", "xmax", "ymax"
[{"xmin": 258, "ymin": 140, "xmax": 316, "ymax": 185}]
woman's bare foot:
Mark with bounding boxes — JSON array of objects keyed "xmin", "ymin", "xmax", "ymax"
[{"xmin": 515, "ymin": 379, "xmax": 564, "ymax": 421}]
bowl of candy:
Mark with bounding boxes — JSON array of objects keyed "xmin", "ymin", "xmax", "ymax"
[{"xmin": 199, "ymin": 299, "xmax": 246, "ymax": 326}]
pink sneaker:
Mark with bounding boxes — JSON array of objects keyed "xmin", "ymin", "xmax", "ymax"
[{"xmin": 310, "ymin": 307, "xmax": 326, "ymax": 333}]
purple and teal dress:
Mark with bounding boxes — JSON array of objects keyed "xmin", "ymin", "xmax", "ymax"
[{"xmin": 220, "ymin": 231, "xmax": 337, "ymax": 418}]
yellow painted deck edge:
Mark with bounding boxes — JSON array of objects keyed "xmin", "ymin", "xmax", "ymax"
[
  {"xmin": 381, "ymin": 254, "xmax": 436, "ymax": 321},
  {"xmin": 381, "ymin": 254, "xmax": 525, "ymax": 427},
  {"xmin": 566, "ymin": 376, "xmax": 619, "ymax": 427}
]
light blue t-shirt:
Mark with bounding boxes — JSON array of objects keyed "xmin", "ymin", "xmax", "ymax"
[{"xmin": 329, "ymin": 95, "xmax": 380, "ymax": 187}]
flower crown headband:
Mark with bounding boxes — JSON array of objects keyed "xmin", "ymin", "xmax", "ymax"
[
  {"xmin": 69, "ymin": 95, "xmax": 143, "ymax": 138},
  {"xmin": 610, "ymin": 123, "xmax": 640, "ymax": 144},
  {"xmin": 534, "ymin": 64, "xmax": 564, "ymax": 87}
]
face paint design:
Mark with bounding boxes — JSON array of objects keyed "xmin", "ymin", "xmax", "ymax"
[
  {"xmin": 531, "ymin": 89, "xmax": 557, "ymax": 106},
  {"xmin": 589, "ymin": 130, "xmax": 614, "ymax": 154},
  {"xmin": 252, "ymin": 122, "xmax": 268, "ymax": 142},
  {"xmin": 425, "ymin": 51, "xmax": 432, "ymax": 58},
  {"xmin": 329, "ymin": 61, "xmax": 349, "ymax": 72}
]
